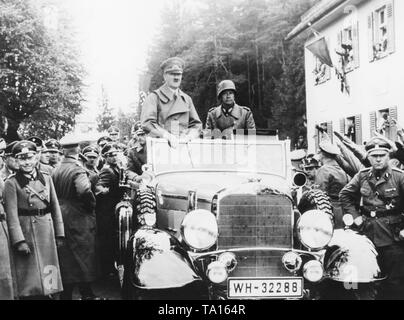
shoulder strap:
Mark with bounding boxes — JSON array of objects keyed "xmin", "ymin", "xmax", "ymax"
[{"xmin": 24, "ymin": 185, "xmax": 50, "ymax": 207}]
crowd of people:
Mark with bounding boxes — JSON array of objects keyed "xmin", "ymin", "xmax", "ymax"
[
  {"xmin": 2, "ymin": 55, "xmax": 404, "ymax": 300},
  {"xmin": 294, "ymin": 127, "xmax": 404, "ymax": 299}
]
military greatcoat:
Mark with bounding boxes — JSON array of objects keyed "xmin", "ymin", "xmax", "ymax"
[
  {"xmin": 141, "ymin": 83, "xmax": 202, "ymax": 138},
  {"xmin": 52, "ymin": 157, "xmax": 98, "ymax": 284},
  {"xmin": 4, "ymin": 170, "xmax": 64, "ymax": 297},
  {"xmin": 205, "ymin": 104, "xmax": 256, "ymax": 132}
]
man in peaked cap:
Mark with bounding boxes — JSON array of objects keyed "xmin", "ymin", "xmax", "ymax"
[
  {"xmin": 82, "ymin": 145, "xmax": 100, "ymax": 174},
  {"xmin": 0, "ymin": 141, "xmax": 19, "ymax": 181},
  {"xmin": 340, "ymin": 136, "xmax": 404, "ymax": 299},
  {"xmin": 315, "ymin": 140, "xmax": 349, "ymax": 229},
  {"xmin": 301, "ymin": 154, "xmax": 321, "ymax": 189},
  {"xmin": 205, "ymin": 80, "xmax": 256, "ymax": 135},
  {"xmin": 27, "ymin": 136, "xmax": 53, "ymax": 175},
  {"xmin": 95, "ymin": 143, "xmax": 124, "ymax": 277},
  {"xmin": 52, "ymin": 135, "xmax": 102, "ymax": 300},
  {"xmin": 44, "ymin": 138, "xmax": 62, "ymax": 169},
  {"xmin": 127, "ymin": 127, "xmax": 147, "ymax": 178},
  {"xmin": 141, "ymin": 56, "xmax": 202, "ymax": 148},
  {"xmin": 4, "ymin": 140, "xmax": 64, "ymax": 299}
]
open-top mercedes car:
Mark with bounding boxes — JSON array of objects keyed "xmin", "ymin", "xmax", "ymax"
[{"xmin": 116, "ymin": 134, "xmax": 381, "ymax": 300}]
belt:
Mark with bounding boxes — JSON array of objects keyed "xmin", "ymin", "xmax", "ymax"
[
  {"xmin": 18, "ymin": 208, "xmax": 51, "ymax": 216},
  {"xmin": 361, "ymin": 208, "xmax": 400, "ymax": 219}
]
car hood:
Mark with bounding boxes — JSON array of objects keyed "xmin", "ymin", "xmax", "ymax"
[{"xmin": 155, "ymin": 171, "xmax": 290, "ymax": 202}]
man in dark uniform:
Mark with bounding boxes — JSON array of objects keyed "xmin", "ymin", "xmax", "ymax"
[
  {"xmin": 52, "ymin": 135, "xmax": 103, "ymax": 300},
  {"xmin": 4, "ymin": 141, "xmax": 64, "ymax": 299},
  {"xmin": 141, "ymin": 57, "xmax": 202, "ymax": 148},
  {"xmin": 44, "ymin": 139, "xmax": 62, "ymax": 169},
  {"xmin": 27, "ymin": 136, "xmax": 53, "ymax": 175},
  {"xmin": 82, "ymin": 145, "xmax": 100, "ymax": 193},
  {"xmin": 340, "ymin": 137, "xmax": 404, "ymax": 300},
  {"xmin": 95, "ymin": 143, "xmax": 124, "ymax": 277},
  {"xmin": 126, "ymin": 127, "xmax": 147, "ymax": 177},
  {"xmin": 315, "ymin": 140, "xmax": 350, "ymax": 229},
  {"xmin": 205, "ymin": 80, "xmax": 255, "ymax": 136},
  {"xmin": 0, "ymin": 142, "xmax": 19, "ymax": 181},
  {"xmin": 301, "ymin": 154, "xmax": 321, "ymax": 190}
]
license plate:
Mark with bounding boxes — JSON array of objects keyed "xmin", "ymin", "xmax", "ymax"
[{"xmin": 227, "ymin": 277, "xmax": 303, "ymax": 299}]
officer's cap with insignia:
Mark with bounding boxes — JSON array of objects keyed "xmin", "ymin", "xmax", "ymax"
[
  {"xmin": 5, "ymin": 141, "xmax": 19, "ymax": 157},
  {"xmin": 290, "ymin": 149, "xmax": 307, "ymax": 162},
  {"xmin": 319, "ymin": 140, "xmax": 340, "ymax": 156},
  {"xmin": 12, "ymin": 140, "xmax": 37, "ymax": 158},
  {"xmin": 365, "ymin": 137, "xmax": 392, "ymax": 156},
  {"xmin": 45, "ymin": 138, "xmax": 62, "ymax": 153},
  {"xmin": 101, "ymin": 143, "xmax": 119, "ymax": 157},
  {"xmin": 302, "ymin": 154, "xmax": 320, "ymax": 169},
  {"xmin": 59, "ymin": 134, "xmax": 83, "ymax": 149},
  {"xmin": 97, "ymin": 136, "xmax": 112, "ymax": 148},
  {"xmin": 161, "ymin": 57, "xmax": 185, "ymax": 74},
  {"xmin": 27, "ymin": 136, "xmax": 44, "ymax": 151},
  {"xmin": 82, "ymin": 145, "xmax": 99, "ymax": 158}
]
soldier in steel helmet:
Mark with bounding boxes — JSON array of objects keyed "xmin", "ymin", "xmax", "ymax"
[
  {"xmin": 340, "ymin": 136, "xmax": 404, "ymax": 299},
  {"xmin": 140, "ymin": 57, "xmax": 202, "ymax": 148},
  {"xmin": 205, "ymin": 80, "xmax": 256, "ymax": 136}
]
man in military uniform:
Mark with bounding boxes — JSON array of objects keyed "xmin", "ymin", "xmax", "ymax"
[
  {"xmin": 45, "ymin": 139, "xmax": 62, "ymax": 169},
  {"xmin": 141, "ymin": 57, "xmax": 202, "ymax": 148},
  {"xmin": 301, "ymin": 154, "xmax": 321, "ymax": 190},
  {"xmin": 0, "ymin": 142, "xmax": 19, "ymax": 181},
  {"xmin": 52, "ymin": 135, "xmax": 102, "ymax": 300},
  {"xmin": 27, "ymin": 136, "xmax": 53, "ymax": 175},
  {"xmin": 315, "ymin": 140, "xmax": 349, "ymax": 229},
  {"xmin": 95, "ymin": 143, "xmax": 124, "ymax": 277},
  {"xmin": 82, "ymin": 145, "xmax": 100, "ymax": 192},
  {"xmin": 205, "ymin": 80, "xmax": 255, "ymax": 136},
  {"xmin": 340, "ymin": 137, "xmax": 404, "ymax": 300},
  {"xmin": 126, "ymin": 127, "xmax": 147, "ymax": 177},
  {"xmin": 4, "ymin": 141, "xmax": 64, "ymax": 299},
  {"xmin": 108, "ymin": 126, "xmax": 120, "ymax": 143},
  {"xmin": 0, "ymin": 138, "xmax": 6, "ymax": 170}
]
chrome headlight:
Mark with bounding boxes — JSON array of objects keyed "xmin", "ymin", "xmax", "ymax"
[
  {"xmin": 297, "ymin": 210, "xmax": 334, "ymax": 250},
  {"xmin": 207, "ymin": 261, "xmax": 228, "ymax": 284},
  {"xmin": 303, "ymin": 260, "xmax": 324, "ymax": 282},
  {"xmin": 181, "ymin": 209, "xmax": 218, "ymax": 251}
]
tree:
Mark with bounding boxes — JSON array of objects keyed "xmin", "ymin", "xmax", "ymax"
[
  {"xmin": 0, "ymin": 0, "xmax": 84, "ymax": 142},
  {"xmin": 96, "ymin": 85, "xmax": 115, "ymax": 132}
]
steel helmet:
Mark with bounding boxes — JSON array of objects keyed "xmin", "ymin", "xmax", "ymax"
[{"xmin": 217, "ymin": 80, "xmax": 236, "ymax": 99}]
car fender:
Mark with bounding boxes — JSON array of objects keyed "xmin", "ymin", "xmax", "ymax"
[{"xmin": 128, "ymin": 227, "xmax": 202, "ymax": 289}]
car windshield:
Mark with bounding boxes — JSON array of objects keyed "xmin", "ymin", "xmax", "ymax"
[{"xmin": 146, "ymin": 136, "xmax": 291, "ymax": 179}]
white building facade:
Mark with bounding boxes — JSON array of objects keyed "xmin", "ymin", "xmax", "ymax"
[{"xmin": 287, "ymin": 0, "xmax": 402, "ymax": 152}]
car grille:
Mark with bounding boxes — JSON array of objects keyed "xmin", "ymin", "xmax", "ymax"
[{"xmin": 217, "ymin": 193, "xmax": 293, "ymax": 277}]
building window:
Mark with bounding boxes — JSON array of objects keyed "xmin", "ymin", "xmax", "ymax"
[
  {"xmin": 368, "ymin": 1, "xmax": 395, "ymax": 61},
  {"xmin": 340, "ymin": 115, "xmax": 362, "ymax": 145},
  {"xmin": 313, "ymin": 56, "xmax": 331, "ymax": 85},
  {"xmin": 370, "ymin": 106, "xmax": 398, "ymax": 140},
  {"xmin": 337, "ymin": 22, "xmax": 359, "ymax": 71}
]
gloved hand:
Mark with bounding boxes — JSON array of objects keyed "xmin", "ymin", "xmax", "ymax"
[
  {"xmin": 15, "ymin": 242, "xmax": 30, "ymax": 255},
  {"xmin": 163, "ymin": 132, "xmax": 179, "ymax": 149}
]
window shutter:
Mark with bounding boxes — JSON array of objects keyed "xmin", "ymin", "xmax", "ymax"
[
  {"xmin": 370, "ymin": 112, "xmax": 377, "ymax": 136},
  {"xmin": 315, "ymin": 124, "xmax": 319, "ymax": 151},
  {"xmin": 389, "ymin": 106, "xmax": 398, "ymax": 120},
  {"xmin": 352, "ymin": 21, "xmax": 360, "ymax": 68},
  {"xmin": 327, "ymin": 121, "xmax": 333, "ymax": 143},
  {"xmin": 340, "ymin": 118, "xmax": 346, "ymax": 135},
  {"xmin": 368, "ymin": 14, "xmax": 375, "ymax": 62},
  {"xmin": 387, "ymin": 0, "xmax": 395, "ymax": 54},
  {"xmin": 355, "ymin": 114, "xmax": 362, "ymax": 145}
]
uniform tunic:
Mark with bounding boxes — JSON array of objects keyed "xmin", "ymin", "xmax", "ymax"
[
  {"xmin": 340, "ymin": 166, "xmax": 404, "ymax": 282},
  {"xmin": 0, "ymin": 178, "xmax": 15, "ymax": 300},
  {"xmin": 95, "ymin": 163, "xmax": 123, "ymax": 275},
  {"xmin": 205, "ymin": 104, "xmax": 256, "ymax": 133},
  {"xmin": 141, "ymin": 83, "xmax": 202, "ymax": 138},
  {"xmin": 4, "ymin": 170, "xmax": 64, "ymax": 297},
  {"xmin": 315, "ymin": 158, "xmax": 349, "ymax": 228},
  {"xmin": 52, "ymin": 157, "xmax": 98, "ymax": 284}
]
